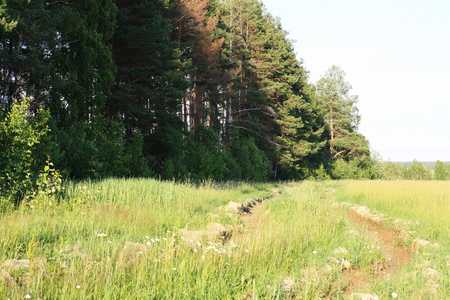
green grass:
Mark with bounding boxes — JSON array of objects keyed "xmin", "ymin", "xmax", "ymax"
[
  {"xmin": 334, "ymin": 180, "xmax": 450, "ymax": 299},
  {"xmin": 337, "ymin": 180, "xmax": 450, "ymax": 247},
  {"xmin": 0, "ymin": 179, "xmax": 448, "ymax": 299}
]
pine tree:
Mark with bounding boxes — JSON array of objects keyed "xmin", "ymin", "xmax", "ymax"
[
  {"xmin": 169, "ymin": 0, "xmax": 226, "ymax": 133},
  {"xmin": 108, "ymin": 0, "xmax": 188, "ymax": 169},
  {"xmin": 0, "ymin": 0, "xmax": 116, "ymax": 120},
  {"xmin": 316, "ymin": 65, "xmax": 370, "ymax": 161}
]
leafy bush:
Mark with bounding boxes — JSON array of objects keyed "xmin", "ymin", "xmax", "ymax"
[
  {"xmin": 230, "ymin": 138, "xmax": 271, "ymax": 181},
  {"xmin": 0, "ymin": 100, "xmax": 49, "ymax": 205}
]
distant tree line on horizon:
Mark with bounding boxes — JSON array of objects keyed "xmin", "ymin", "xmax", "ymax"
[{"xmin": 0, "ymin": 0, "xmax": 448, "ymax": 205}]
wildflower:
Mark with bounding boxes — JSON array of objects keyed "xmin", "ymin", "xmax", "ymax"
[
  {"xmin": 155, "ymin": 238, "xmax": 160, "ymax": 242},
  {"xmin": 392, "ymin": 292, "xmax": 398, "ymax": 298},
  {"xmin": 245, "ymin": 249, "xmax": 249, "ymax": 252},
  {"xmin": 163, "ymin": 237, "xmax": 167, "ymax": 241},
  {"xmin": 197, "ymin": 242, "xmax": 202, "ymax": 246},
  {"xmin": 167, "ymin": 230, "xmax": 171, "ymax": 233},
  {"xmin": 76, "ymin": 285, "xmax": 81, "ymax": 289},
  {"xmin": 145, "ymin": 236, "xmax": 149, "ymax": 239},
  {"xmin": 146, "ymin": 242, "xmax": 151, "ymax": 246},
  {"xmin": 201, "ymin": 255, "xmax": 205, "ymax": 259},
  {"xmin": 313, "ymin": 250, "xmax": 318, "ymax": 255},
  {"xmin": 108, "ymin": 240, "xmax": 112, "ymax": 244},
  {"xmin": 97, "ymin": 233, "xmax": 107, "ymax": 237},
  {"xmin": 173, "ymin": 268, "xmax": 177, "ymax": 271},
  {"xmin": 193, "ymin": 248, "xmax": 198, "ymax": 253},
  {"xmin": 25, "ymin": 295, "xmax": 31, "ymax": 299}
]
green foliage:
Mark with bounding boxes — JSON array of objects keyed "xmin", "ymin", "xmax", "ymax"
[
  {"xmin": 48, "ymin": 117, "xmax": 150, "ymax": 179},
  {"xmin": 230, "ymin": 138, "xmax": 271, "ymax": 181},
  {"xmin": 162, "ymin": 125, "xmax": 228, "ymax": 181},
  {"xmin": 0, "ymin": 0, "xmax": 380, "ymax": 182},
  {"xmin": 124, "ymin": 132, "xmax": 152, "ymax": 178},
  {"xmin": 316, "ymin": 65, "xmax": 370, "ymax": 161},
  {"xmin": 0, "ymin": 100, "xmax": 49, "ymax": 204},
  {"xmin": 376, "ymin": 160, "xmax": 449, "ymax": 181},
  {"xmin": 329, "ymin": 157, "xmax": 377, "ymax": 180},
  {"xmin": 27, "ymin": 157, "xmax": 64, "ymax": 209},
  {"xmin": 0, "ymin": 0, "xmax": 17, "ymax": 31},
  {"xmin": 404, "ymin": 160, "xmax": 433, "ymax": 180},
  {"xmin": 160, "ymin": 126, "xmax": 270, "ymax": 182},
  {"xmin": 433, "ymin": 160, "xmax": 448, "ymax": 180},
  {"xmin": 109, "ymin": 0, "xmax": 188, "ymax": 170}
]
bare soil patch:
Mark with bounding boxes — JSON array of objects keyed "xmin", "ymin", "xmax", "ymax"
[
  {"xmin": 343, "ymin": 209, "xmax": 413, "ymax": 294},
  {"xmin": 347, "ymin": 210, "xmax": 412, "ymax": 274},
  {"xmin": 240, "ymin": 199, "xmax": 269, "ymax": 226}
]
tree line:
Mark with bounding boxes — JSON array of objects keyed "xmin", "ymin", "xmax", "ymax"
[{"xmin": 0, "ymin": 0, "xmax": 383, "ymax": 203}]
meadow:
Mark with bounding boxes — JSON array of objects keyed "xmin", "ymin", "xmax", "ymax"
[{"xmin": 0, "ymin": 179, "xmax": 448, "ymax": 299}]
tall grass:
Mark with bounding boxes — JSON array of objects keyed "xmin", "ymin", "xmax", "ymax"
[
  {"xmin": 0, "ymin": 179, "xmax": 380, "ymax": 299},
  {"xmin": 338, "ymin": 180, "xmax": 450, "ymax": 246},
  {"xmin": 1, "ymin": 179, "xmax": 447, "ymax": 299}
]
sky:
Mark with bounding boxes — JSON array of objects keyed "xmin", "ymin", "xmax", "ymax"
[{"xmin": 261, "ymin": 0, "xmax": 450, "ymax": 162}]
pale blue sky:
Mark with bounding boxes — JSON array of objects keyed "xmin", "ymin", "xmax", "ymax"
[{"xmin": 261, "ymin": 0, "xmax": 450, "ymax": 162}]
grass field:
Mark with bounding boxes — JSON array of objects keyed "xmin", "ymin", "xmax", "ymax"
[
  {"xmin": 334, "ymin": 180, "xmax": 450, "ymax": 299},
  {"xmin": 0, "ymin": 179, "xmax": 448, "ymax": 299}
]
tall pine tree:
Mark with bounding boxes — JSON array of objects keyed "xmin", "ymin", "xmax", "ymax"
[{"xmin": 108, "ymin": 0, "xmax": 188, "ymax": 170}]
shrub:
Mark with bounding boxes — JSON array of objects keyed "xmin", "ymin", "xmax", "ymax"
[{"xmin": 0, "ymin": 100, "xmax": 49, "ymax": 205}]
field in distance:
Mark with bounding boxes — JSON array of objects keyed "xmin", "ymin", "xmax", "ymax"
[{"xmin": 0, "ymin": 179, "xmax": 448, "ymax": 299}]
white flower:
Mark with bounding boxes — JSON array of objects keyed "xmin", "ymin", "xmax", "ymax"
[
  {"xmin": 197, "ymin": 242, "xmax": 202, "ymax": 246},
  {"xmin": 313, "ymin": 250, "xmax": 318, "ymax": 254},
  {"xmin": 163, "ymin": 237, "xmax": 167, "ymax": 241},
  {"xmin": 151, "ymin": 239, "xmax": 155, "ymax": 243},
  {"xmin": 97, "ymin": 233, "xmax": 107, "ymax": 237},
  {"xmin": 145, "ymin": 236, "xmax": 149, "ymax": 239},
  {"xmin": 392, "ymin": 292, "xmax": 398, "ymax": 298},
  {"xmin": 173, "ymin": 268, "xmax": 177, "ymax": 271},
  {"xmin": 201, "ymin": 255, "xmax": 205, "ymax": 259},
  {"xmin": 146, "ymin": 242, "xmax": 151, "ymax": 246},
  {"xmin": 167, "ymin": 230, "xmax": 171, "ymax": 233},
  {"xmin": 108, "ymin": 240, "xmax": 112, "ymax": 244},
  {"xmin": 155, "ymin": 238, "xmax": 160, "ymax": 242},
  {"xmin": 245, "ymin": 249, "xmax": 249, "ymax": 252},
  {"xmin": 193, "ymin": 248, "xmax": 198, "ymax": 253},
  {"xmin": 76, "ymin": 285, "xmax": 81, "ymax": 289},
  {"xmin": 25, "ymin": 295, "xmax": 31, "ymax": 299}
]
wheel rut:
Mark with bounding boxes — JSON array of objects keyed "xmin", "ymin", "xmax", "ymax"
[{"xmin": 342, "ymin": 207, "xmax": 413, "ymax": 296}]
